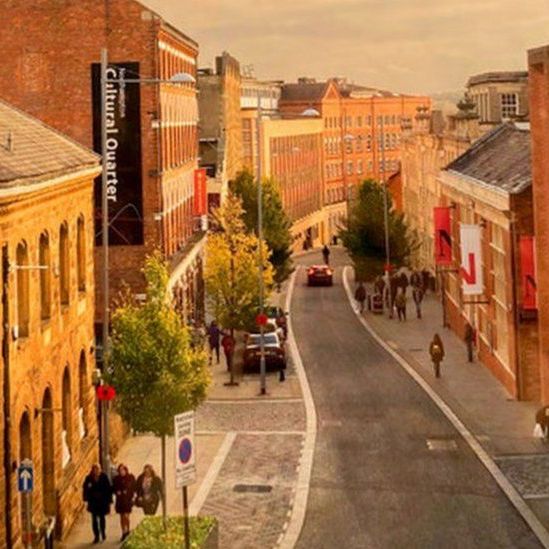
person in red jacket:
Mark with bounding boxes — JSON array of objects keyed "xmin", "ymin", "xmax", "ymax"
[{"xmin": 113, "ymin": 464, "xmax": 136, "ymax": 542}]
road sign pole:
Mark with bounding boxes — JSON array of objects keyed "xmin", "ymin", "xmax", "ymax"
[
  {"xmin": 24, "ymin": 491, "xmax": 32, "ymax": 549},
  {"xmin": 182, "ymin": 486, "xmax": 190, "ymax": 549}
]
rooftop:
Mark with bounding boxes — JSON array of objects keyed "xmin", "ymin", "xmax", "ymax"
[
  {"xmin": 280, "ymin": 81, "xmax": 332, "ymax": 103},
  {"xmin": 0, "ymin": 99, "xmax": 99, "ymax": 188},
  {"xmin": 467, "ymin": 71, "xmax": 528, "ymax": 87},
  {"xmin": 446, "ymin": 122, "xmax": 531, "ymax": 194}
]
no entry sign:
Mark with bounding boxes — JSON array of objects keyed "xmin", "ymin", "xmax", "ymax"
[{"xmin": 174, "ymin": 411, "xmax": 196, "ymax": 488}]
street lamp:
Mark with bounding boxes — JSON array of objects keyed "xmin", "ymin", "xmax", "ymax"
[
  {"xmin": 379, "ymin": 117, "xmax": 391, "ymax": 296},
  {"xmin": 99, "ymin": 47, "xmax": 196, "ymax": 471}
]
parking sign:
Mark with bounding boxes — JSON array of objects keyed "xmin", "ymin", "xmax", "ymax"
[{"xmin": 174, "ymin": 411, "xmax": 196, "ymax": 488}]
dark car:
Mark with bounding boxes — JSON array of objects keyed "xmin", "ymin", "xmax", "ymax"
[
  {"xmin": 243, "ymin": 332, "xmax": 286, "ymax": 372},
  {"xmin": 307, "ymin": 265, "xmax": 333, "ymax": 286}
]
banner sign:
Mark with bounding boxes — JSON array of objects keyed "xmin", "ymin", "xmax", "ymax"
[
  {"xmin": 174, "ymin": 411, "xmax": 196, "ymax": 488},
  {"xmin": 520, "ymin": 236, "xmax": 537, "ymax": 310},
  {"xmin": 193, "ymin": 168, "xmax": 207, "ymax": 216},
  {"xmin": 459, "ymin": 224, "xmax": 483, "ymax": 295},
  {"xmin": 92, "ymin": 62, "xmax": 144, "ymax": 245},
  {"xmin": 434, "ymin": 207, "xmax": 452, "ymax": 265}
]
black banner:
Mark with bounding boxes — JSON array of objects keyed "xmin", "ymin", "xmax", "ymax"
[{"xmin": 91, "ymin": 62, "xmax": 143, "ymax": 245}]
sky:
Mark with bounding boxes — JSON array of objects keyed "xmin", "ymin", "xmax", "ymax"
[{"xmin": 144, "ymin": 0, "xmax": 549, "ymax": 95}]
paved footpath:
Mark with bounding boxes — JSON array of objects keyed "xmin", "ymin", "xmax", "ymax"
[
  {"xmin": 63, "ymin": 287, "xmax": 309, "ymax": 548},
  {"xmin": 350, "ymin": 266, "xmax": 549, "ymax": 536}
]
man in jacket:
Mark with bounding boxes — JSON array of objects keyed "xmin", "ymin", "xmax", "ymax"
[{"xmin": 83, "ymin": 464, "xmax": 112, "ymax": 544}]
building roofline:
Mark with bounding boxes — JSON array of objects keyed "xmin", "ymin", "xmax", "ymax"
[{"xmin": 467, "ymin": 71, "xmax": 528, "ymax": 87}]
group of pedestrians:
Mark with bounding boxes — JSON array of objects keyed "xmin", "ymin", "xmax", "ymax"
[{"xmin": 82, "ymin": 462, "xmax": 163, "ymax": 543}]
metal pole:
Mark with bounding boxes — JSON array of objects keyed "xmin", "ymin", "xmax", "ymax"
[
  {"xmin": 100, "ymin": 47, "xmax": 111, "ymax": 474},
  {"xmin": 183, "ymin": 486, "xmax": 190, "ymax": 549},
  {"xmin": 24, "ymin": 491, "xmax": 32, "ymax": 549},
  {"xmin": 256, "ymin": 91, "xmax": 266, "ymax": 395},
  {"xmin": 380, "ymin": 117, "xmax": 391, "ymax": 278}
]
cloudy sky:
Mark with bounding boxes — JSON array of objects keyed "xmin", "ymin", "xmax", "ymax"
[{"xmin": 144, "ymin": 0, "xmax": 549, "ymax": 95}]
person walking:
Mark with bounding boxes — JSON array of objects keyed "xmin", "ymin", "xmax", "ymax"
[
  {"xmin": 221, "ymin": 332, "xmax": 236, "ymax": 373},
  {"xmin": 322, "ymin": 244, "xmax": 330, "ymax": 265},
  {"xmin": 207, "ymin": 321, "xmax": 221, "ymax": 364},
  {"xmin": 113, "ymin": 464, "xmax": 136, "ymax": 542},
  {"xmin": 389, "ymin": 274, "xmax": 399, "ymax": 318},
  {"xmin": 395, "ymin": 289, "xmax": 407, "ymax": 321},
  {"xmin": 354, "ymin": 282, "xmax": 367, "ymax": 313},
  {"xmin": 398, "ymin": 271, "xmax": 410, "ymax": 295},
  {"xmin": 135, "ymin": 464, "xmax": 163, "ymax": 516},
  {"xmin": 465, "ymin": 322, "xmax": 475, "ymax": 363},
  {"xmin": 83, "ymin": 464, "xmax": 112, "ymax": 544},
  {"xmin": 412, "ymin": 285, "xmax": 424, "ymax": 319},
  {"xmin": 429, "ymin": 334, "xmax": 445, "ymax": 378},
  {"xmin": 410, "ymin": 270, "xmax": 422, "ymax": 289}
]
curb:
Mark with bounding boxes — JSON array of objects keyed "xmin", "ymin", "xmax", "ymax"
[
  {"xmin": 342, "ymin": 266, "xmax": 549, "ymax": 549},
  {"xmin": 278, "ymin": 267, "xmax": 318, "ymax": 549}
]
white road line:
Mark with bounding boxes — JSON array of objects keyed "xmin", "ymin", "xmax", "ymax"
[
  {"xmin": 278, "ymin": 267, "xmax": 319, "ymax": 549},
  {"xmin": 342, "ymin": 266, "xmax": 549, "ymax": 549},
  {"xmin": 189, "ymin": 431, "xmax": 237, "ymax": 516}
]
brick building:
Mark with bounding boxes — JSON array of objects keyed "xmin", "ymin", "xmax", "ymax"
[
  {"xmin": 0, "ymin": 100, "xmax": 100, "ymax": 546},
  {"xmin": 0, "ymin": 0, "xmax": 206, "ymax": 345},
  {"xmin": 198, "ymin": 52, "xmax": 243, "ymax": 210},
  {"xmin": 528, "ymin": 45, "xmax": 549, "ymax": 403},
  {"xmin": 438, "ymin": 123, "xmax": 538, "ymax": 400}
]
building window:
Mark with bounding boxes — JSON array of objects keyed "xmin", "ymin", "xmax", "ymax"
[
  {"xmin": 501, "ymin": 93, "xmax": 518, "ymax": 119},
  {"xmin": 357, "ymin": 116, "xmax": 362, "ymax": 127},
  {"xmin": 61, "ymin": 367, "xmax": 72, "ymax": 467},
  {"xmin": 345, "ymin": 140, "xmax": 353, "ymax": 154},
  {"xmin": 39, "ymin": 233, "xmax": 51, "ymax": 320},
  {"xmin": 347, "ymin": 161, "xmax": 353, "ymax": 175},
  {"xmin": 366, "ymin": 134, "xmax": 372, "ymax": 151},
  {"xmin": 59, "ymin": 223, "xmax": 69, "ymax": 306},
  {"xmin": 357, "ymin": 160, "xmax": 363, "ymax": 175},
  {"xmin": 16, "ymin": 242, "xmax": 30, "ymax": 338},
  {"xmin": 356, "ymin": 136, "xmax": 363, "ymax": 153},
  {"xmin": 78, "ymin": 352, "xmax": 88, "ymax": 439},
  {"xmin": 77, "ymin": 216, "xmax": 86, "ymax": 292}
]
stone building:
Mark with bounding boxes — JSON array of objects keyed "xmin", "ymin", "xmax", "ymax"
[
  {"xmin": 467, "ymin": 71, "xmax": 529, "ymax": 128},
  {"xmin": 0, "ymin": 99, "xmax": 100, "ymax": 546},
  {"xmin": 198, "ymin": 52, "xmax": 243, "ymax": 210},
  {"xmin": 0, "ymin": 0, "xmax": 206, "ymax": 350},
  {"xmin": 528, "ymin": 45, "xmax": 549, "ymax": 403},
  {"xmin": 438, "ymin": 122, "xmax": 538, "ymax": 400},
  {"xmin": 401, "ymin": 97, "xmax": 481, "ymax": 272}
]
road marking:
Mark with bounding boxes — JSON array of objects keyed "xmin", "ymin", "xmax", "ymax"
[
  {"xmin": 196, "ymin": 430, "xmax": 305, "ymax": 436},
  {"xmin": 188, "ymin": 431, "xmax": 236, "ymax": 516},
  {"xmin": 342, "ymin": 266, "xmax": 549, "ymax": 549},
  {"xmin": 278, "ymin": 267, "xmax": 319, "ymax": 549},
  {"xmin": 206, "ymin": 398, "xmax": 304, "ymax": 404}
]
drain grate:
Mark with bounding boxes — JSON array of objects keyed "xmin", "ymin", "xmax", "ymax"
[
  {"xmin": 233, "ymin": 484, "xmax": 272, "ymax": 493},
  {"xmin": 426, "ymin": 438, "xmax": 458, "ymax": 451}
]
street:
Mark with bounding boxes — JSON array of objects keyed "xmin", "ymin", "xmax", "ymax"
[{"xmin": 292, "ymin": 249, "xmax": 541, "ymax": 549}]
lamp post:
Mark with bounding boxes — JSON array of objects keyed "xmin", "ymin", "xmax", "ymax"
[
  {"xmin": 99, "ymin": 47, "xmax": 196, "ymax": 471},
  {"xmin": 380, "ymin": 116, "xmax": 391, "ymax": 290}
]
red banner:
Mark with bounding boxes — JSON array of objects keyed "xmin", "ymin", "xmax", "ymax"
[
  {"xmin": 520, "ymin": 236, "xmax": 537, "ymax": 310},
  {"xmin": 193, "ymin": 168, "xmax": 207, "ymax": 216},
  {"xmin": 434, "ymin": 207, "xmax": 452, "ymax": 265}
]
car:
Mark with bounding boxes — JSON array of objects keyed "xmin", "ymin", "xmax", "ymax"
[
  {"xmin": 265, "ymin": 306, "xmax": 288, "ymax": 339},
  {"xmin": 249, "ymin": 318, "xmax": 285, "ymax": 342},
  {"xmin": 243, "ymin": 332, "xmax": 287, "ymax": 372},
  {"xmin": 307, "ymin": 264, "xmax": 333, "ymax": 286}
]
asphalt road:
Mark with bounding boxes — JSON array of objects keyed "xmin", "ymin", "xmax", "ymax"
[{"xmin": 292, "ymin": 250, "xmax": 541, "ymax": 549}]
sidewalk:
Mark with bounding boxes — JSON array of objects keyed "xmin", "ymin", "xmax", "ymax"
[{"xmin": 358, "ymin": 279, "xmax": 549, "ymax": 529}]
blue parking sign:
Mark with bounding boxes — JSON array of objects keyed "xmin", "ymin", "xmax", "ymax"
[{"xmin": 18, "ymin": 459, "xmax": 33, "ymax": 493}]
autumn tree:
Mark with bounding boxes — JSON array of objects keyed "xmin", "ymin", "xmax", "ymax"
[{"xmin": 107, "ymin": 253, "xmax": 210, "ymax": 526}]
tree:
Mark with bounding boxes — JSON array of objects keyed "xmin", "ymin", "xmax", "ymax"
[
  {"xmin": 204, "ymin": 194, "xmax": 274, "ymax": 382},
  {"xmin": 339, "ymin": 179, "xmax": 418, "ymax": 280},
  {"xmin": 231, "ymin": 169, "xmax": 294, "ymax": 287},
  {"xmin": 107, "ymin": 253, "xmax": 210, "ymax": 526}
]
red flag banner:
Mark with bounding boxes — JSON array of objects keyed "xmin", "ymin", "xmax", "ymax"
[
  {"xmin": 459, "ymin": 224, "xmax": 483, "ymax": 295},
  {"xmin": 193, "ymin": 168, "xmax": 207, "ymax": 216},
  {"xmin": 520, "ymin": 236, "xmax": 537, "ymax": 310},
  {"xmin": 434, "ymin": 207, "xmax": 452, "ymax": 265}
]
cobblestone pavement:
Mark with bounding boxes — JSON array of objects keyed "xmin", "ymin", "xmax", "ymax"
[{"xmin": 496, "ymin": 454, "xmax": 549, "ymax": 497}]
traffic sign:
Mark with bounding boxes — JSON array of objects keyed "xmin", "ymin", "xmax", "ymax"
[
  {"xmin": 174, "ymin": 411, "xmax": 196, "ymax": 488},
  {"xmin": 256, "ymin": 313, "xmax": 268, "ymax": 326},
  {"xmin": 97, "ymin": 384, "xmax": 116, "ymax": 401},
  {"xmin": 18, "ymin": 459, "xmax": 33, "ymax": 493}
]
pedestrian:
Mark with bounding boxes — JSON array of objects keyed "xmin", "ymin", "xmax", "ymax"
[
  {"xmin": 429, "ymin": 333, "xmax": 445, "ymax": 378},
  {"xmin": 410, "ymin": 270, "xmax": 422, "ymax": 289},
  {"xmin": 322, "ymin": 244, "xmax": 330, "ymax": 265},
  {"xmin": 354, "ymin": 282, "xmax": 367, "ymax": 313},
  {"xmin": 82, "ymin": 464, "xmax": 112, "ymax": 544},
  {"xmin": 422, "ymin": 269, "xmax": 431, "ymax": 293},
  {"xmin": 135, "ymin": 464, "xmax": 163, "ymax": 516},
  {"xmin": 398, "ymin": 271, "xmax": 409, "ymax": 295},
  {"xmin": 207, "ymin": 320, "xmax": 221, "ymax": 364},
  {"xmin": 113, "ymin": 464, "xmax": 136, "ymax": 542},
  {"xmin": 412, "ymin": 285, "xmax": 424, "ymax": 319},
  {"xmin": 389, "ymin": 274, "xmax": 399, "ymax": 318},
  {"xmin": 374, "ymin": 275, "xmax": 385, "ymax": 296},
  {"xmin": 221, "ymin": 332, "xmax": 236, "ymax": 373},
  {"xmin": 464, "ymin": 322, "xmax": 475, "ymax": 363},
  {"xmin": 395, "ymin": 289, "xmax": 407, "ymax": 321}
]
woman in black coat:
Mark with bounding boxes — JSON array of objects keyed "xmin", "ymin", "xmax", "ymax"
[
  {"xmin": 113, "ymin": 464, "xmax": 136, "ymax": 541},
  {"xmin": 83, "ymin": 464, "xmax": 112, "ymax": 544},
  {"xmin": 135, "ymin": 464, "xmax": 163, "ymax": 515}
]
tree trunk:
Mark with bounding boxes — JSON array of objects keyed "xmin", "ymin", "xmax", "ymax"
[{"xmin": 161, "ymin": 435, "xmax": 167, "ymax": 530}]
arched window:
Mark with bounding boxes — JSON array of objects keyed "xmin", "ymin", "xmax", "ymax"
[
  {"xmin": 59, "ymin": 223, "xmax": 69, "ymax": 306},
  {"xmin": 76, "ymin": 216, "xmax": 86, "ymax": 292},
  {"xmin": 41, "ymin": 389, "xmax": 55, "ymax": 515},
  {"xmin": 16, "ymin": 242, "xmax": 30, "ymax": 337},
  {"xmin": 61, "ymin": 368, "xmax": 72, "ymax": 467},
  {"xmin": 39, "ymin": 233, "xmax": 51, "ymax": 320},
  {"xmin": 78, "ymin": 352, "xmax": 88, "ymax": 439}
]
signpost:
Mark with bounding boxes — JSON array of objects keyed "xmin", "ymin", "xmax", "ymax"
[
  {"xmin": 18, "ymin": 459, "xmax": 33, "ymax": 549},
  {"xmin": 174, "ymin": 411, "xmax": 196, "ymax": 549}
]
